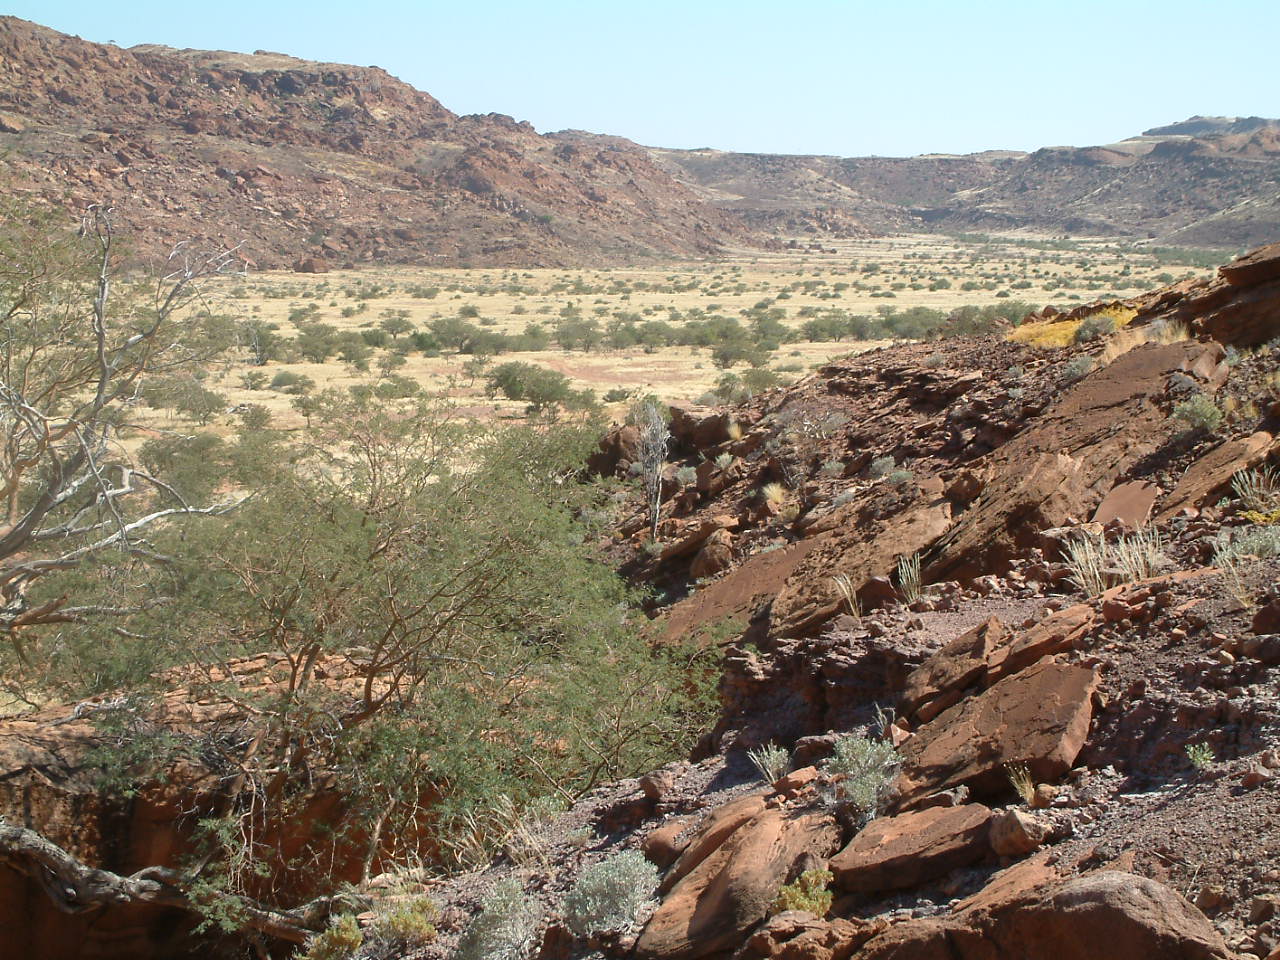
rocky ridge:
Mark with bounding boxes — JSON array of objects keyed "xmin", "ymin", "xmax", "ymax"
[
  {"xmin": 0, "ymin": 17, "xmax": 753, "ymax": 268},
  {"xmin": 644, "ymin": 118, "xmax": 1280, "ymax": 247}
]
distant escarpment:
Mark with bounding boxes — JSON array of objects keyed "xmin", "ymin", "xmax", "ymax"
[
  {"xmin": 645, "ymin": 117, "xmax": 1280, "ymax": 248},
  {"xmin": 0, "ymin": 17, "xmax": 754, "ymax": 268}
]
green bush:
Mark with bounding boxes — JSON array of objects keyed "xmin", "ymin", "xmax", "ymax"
[
  {"xmin": 367, "ymin": 898, "xmax": 438, "ymax": 950},
  {"xmin": 772, "ymin": 868, "xmax": 833, "ymax": 916},
  {"xmin": 300, "ymin": 915, "xmax": 362, "ymax": 960},
  {"xmin": 563, "ymin": 850, "xmax": 659, "ymax": 936},
  {"xmin": 1073, "ymin": 313, "xmax": 1116, "ymax": 343},
  {"xmin": 1173, "ymin": 394, "xmax": 1224, "ymax": 433}
]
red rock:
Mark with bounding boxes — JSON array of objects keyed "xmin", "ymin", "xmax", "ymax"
[
  {"xmin": 1157, "ymin": 432, "xmax": 1277, "ymax": 520},
  {"xmin": 662, "ymin": 793, "xmax": 767, "ymax": 892},
  {"xmin": 292, "ymin": 256, "xmax": 330, "ymax": 273},
  {"xmin": 742, "ymin": 912, "xmax": 883, "ymax": 960},
  {"xmin": 830, "ymin": 804, "xmax": 993, "ymax": 894},
  {"xmin": 644, "ymin": 818, "xmax": 692, "ymax": 870},
  {"xmin": 773, "ymin": 766, "xmax": 819, "ymax": 794},
  {"xmin": 1219, "ymin": 241, "xmax": 1280, "ymax": 287},
  {"xmin": 859, "ymin": 864, "xmax": 1230, "ymax": 960},
  {"xmin": 636, "ymin": 808, "xmax": 841, "ymax": 960},
  {"xmin": 690, "ymin": 528, "xmax": 735, "ymax": 578},
  {"xmin": 989, "ymin": 808, "xmax": 1047, "ymax": 856},
  {"xmin": 896, "ymin": 659, "xmax": 1099, "ymax": 804},
  {"xmin": 900, "ymin": 617, "xmax": 1010, "ymax": 723},
  {"xmin": 1091, "ymin": 480, "xmax": 1159, "ymax": 528}
]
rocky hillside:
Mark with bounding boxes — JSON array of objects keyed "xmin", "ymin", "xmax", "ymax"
[
  {"xmin": 646, "ymin": 118, "xmax": 1280, "ymax": 248},
  {"xmin": 0, "ymin": 17, "xmax": 753, "ymax": 269},
  {"xmin": 410, "ymin": 243, "xmax": 1280, "ymax": 960},
  {"xmin": 5, "ymin": 246, "xmax": 1280, "ymax": 959}
]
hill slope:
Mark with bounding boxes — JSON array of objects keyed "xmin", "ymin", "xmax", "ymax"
[
  {"xmin": 647, "ymin": 118, "xmax": 1280, "ymax": 247},
  {"xmin": 0, "ymin": 18, "xmax": 753, "ymax": 268}
]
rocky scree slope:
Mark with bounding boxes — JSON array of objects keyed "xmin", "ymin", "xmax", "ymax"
[
  {"xmin": 406, "ymin": 244, "xmax": 1280, "ymax": 960},
  {"xmin": 0, "ymin": 17, "xmax": 753, "ymax": 269}
]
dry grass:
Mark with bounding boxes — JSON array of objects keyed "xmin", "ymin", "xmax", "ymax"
[{"xmin": 117, "ymin": 234, "xmax": 1209, "ymax": 440}]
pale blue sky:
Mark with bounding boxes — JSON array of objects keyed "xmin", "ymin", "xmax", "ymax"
[{"xmin": 8, "ymin": 1, "xmax": 1277, "ymax": 156}]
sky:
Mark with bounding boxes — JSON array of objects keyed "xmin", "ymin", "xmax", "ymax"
[{"xmin": 8, "ymin": 0, "xmax": 1279, "ymax": 157}]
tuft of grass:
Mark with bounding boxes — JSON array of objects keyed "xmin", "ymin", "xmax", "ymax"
[
  {"xmin": 726, "ymin": 420, "xmax": 743, "ymax": 441},
  {"xmin": 830, "ymin": 573, "xmax": 861, "ymax": 618},
  {"xmin": 748, "ymin": 742, "xmax": 791, "ymax": 783},
  {"xmin": 714, "ymin": 452, "xmax": 734, "ymax": 469},
  {"xmin": 1065, "ymin": 532, "xmax": 1109, "ymax": 597},
  {"xmin": 761, "ymin": 482, "xmax": 789, "ymax": 506},
  {"xmin": 1005, "ymin": 762, "xmax": 1035, "ymax": 805},
  {"xmin": 1112, "ymin": 527, "xmax": 1166, "ymax": 583},
  {"xmin": 896, "ymin": 551, "xmax": 923, "ymax": 603},
  {"xmin": 563, "ymin": 850, "xmax": 658, "ymax": 936},
  {"xmin": 1232, "ymin": 465, "xmax": 1280, "ymax": 513},
  {"xmin": 772, "ymin": 868, "xmax": 834, "ymax": 917}
]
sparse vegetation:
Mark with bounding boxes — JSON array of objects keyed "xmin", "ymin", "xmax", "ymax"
[
  {"xmin": 748, "ymin": 742, "xmax": 791, "ymax": 783},
  {"xmin": 823, "ymin": 733, "xmax": 900, "ymax": 826},
  {"xmin": 1173, "ymin": 394, "xmax": 1224, "ymax": 434},
  {"xmin": 771, "ymin": 868, "xmax": 834, "ymax": 917},
  {"xmin": 563, "ymin": 850, "xmax": 659, "ymax": 936},
  {"xmin": 454, "ymin": 879, "xmax": 542, "ymax": 960},
  {"xmin": 897, "ymin": 552, "xmax": 923, "ymax": 603},
  {"xmin": 1005, "ymin": 762, "xmax": 1035, "ymax": 805}
]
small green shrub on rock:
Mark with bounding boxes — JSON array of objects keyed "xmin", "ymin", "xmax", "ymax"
[
  {"xmin": 300, "ymin": 915, "xmax": 362, "ymax": 960},
  {"xmin": 1172, "ymin": 394, "xmax": 1223, "ymax": 433},
  {"xmin": 824, "ymin": 733, "xmax": 900, "ymax": 826},
  {"xmin": 772, "ymin": 868, "xmax": 834, "ymax": 917}
]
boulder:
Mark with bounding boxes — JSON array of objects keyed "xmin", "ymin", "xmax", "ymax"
[
  {"xmin": 1219, "ymin": 241, "xmax": 1280, "ymax": 287},
  {"xmin": 989, "ymin": 808, "xmax": 1047, "ymax": 857},
  {"xmin": 292, "ymin": 256, "xmax": 329, "ymax": 273},
  {"xmin": 690, "ymin": 528, "xmax": 735, "ymax": 578},
  {"xmin": 858, "ymin": 867, "xmax": 1229, "ymax": 959},
  {"xmin": 830, "ymin": 804, "xmax": 993, "ymax": 894},
  {"xmin": 1156, "ymin": 431, "xmax": 1277, "ymax": 520},
  {"xmin": 742, "ymin": 912, "xmax": 884, "ymax": 960},
  {"xmin": 661, "ymin": 792, "xmax": 767, "ymax": 892},
  {"xmin": 1091, "ymin": 480, "xmax": 1160, "ymax": 528},
  {"xmin": 896, "ymin": 659, "xmax": 1099, "ymax": 805},
  {"xmin": 636, "ymin": 808, "xmax": 841, "ymax": 960}
]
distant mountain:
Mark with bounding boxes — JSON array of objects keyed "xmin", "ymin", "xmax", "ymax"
[
  {"xmin": 643, "ymin": 117, "xmax": 1280, "ymax": 248},
  {"xmin": 0, "ymin": 18, "xmax": 752, "ymax": 268}
]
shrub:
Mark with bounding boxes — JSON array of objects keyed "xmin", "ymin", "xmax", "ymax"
[
  {"xmin": 300, "ymin": 915, "xmax": 362, "ymax": 960},
  {"xmin": 868, "ymin": 456, "xmax": 895, "ymax": 479},
  {"xmin": 748, "ymin": 743, "xmax": 790, "ymax": 783},
  {"xmin": 367, "ymin": 898, "xmax": 439, "ymax": 950},
  {"xmin": 1062, "ymin": 355, "xmax": 1094, "ymax": 381},
  {"xmin": 454, "ymin": 879, "xmax": 541, "ymax": 960},
  {"xmin": 772, "ymin": 868, "xmax": 833, "ymax": 917},
  {"xmin": 824, "ymin": 733, "xmax": 900, "ymax": 825},
  {"xmin": 676, "ymin": 465, "xmax": 698, "ymax": 486},
  {"xmin": 761, "ymin": 482, "xmax": 789, "ymax": 506},
  {"xmin": 820, "ymin": 460, "xmax": 845, "ymax": 478},
  {"xmin": 563, "ymin": 850, "xmax": 659, "ymax": 936},
  {"xmin": 714, "ymin": 452, "xmax": 735, "ymax": 469},
  {"xmin": 1186, "ymin": 742, "xmax": 1214, "ymax": 770},
  {"xmin": 1072, "ymin": 312, "xmax": 1117, "ymax": 343},
  {"xmin": 1112, "ymin": 528, "xmax": 1166, "ymax": 583},
  {"xmin": 1173, "ymin": 394, "xmax": 1223, "ymax": 433}
]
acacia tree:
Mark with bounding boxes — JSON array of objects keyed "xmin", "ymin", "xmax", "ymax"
[{"xmin": 0, "ymin": 203, "xmax": 243, "ymax": 661}]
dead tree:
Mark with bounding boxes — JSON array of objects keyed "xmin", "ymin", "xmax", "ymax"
[{"xmin": 634, "ymin": 399, "xmax": 671, "ymax": 541}]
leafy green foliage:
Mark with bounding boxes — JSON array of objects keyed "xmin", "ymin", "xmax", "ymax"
[
  {"xmin": 824, "ymin": 733, "xmax": 900, "ymax": 826},
  {"xmin": 772, "ymin": 868, "xmax": 833, "ymax": 916}
]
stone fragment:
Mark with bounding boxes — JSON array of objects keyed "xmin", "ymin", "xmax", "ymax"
[{"xmin": 830, "ymin": 804, "xmax": 993, "ymax": 894}]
